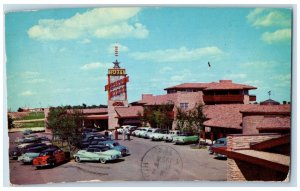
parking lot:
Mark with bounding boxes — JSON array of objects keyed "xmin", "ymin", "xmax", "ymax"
[{"xmin": 9, "ymin": 132, "xmax": 226, "ymax": 185}]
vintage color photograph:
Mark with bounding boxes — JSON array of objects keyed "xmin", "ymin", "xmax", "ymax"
[{"xmin": 5, "ymin": 6, "xmax": 292, "ymax": 185}]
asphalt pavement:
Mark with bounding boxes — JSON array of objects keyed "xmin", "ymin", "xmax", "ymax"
[{"xmin": 8, "ymin": 132, "xmax": 226, "ymax": 185}]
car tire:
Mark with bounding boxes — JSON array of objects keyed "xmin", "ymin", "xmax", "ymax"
[
  {"xmin": 50, "ymin": 161, "xmax": 56, "ymax": 167},
  {"xmin": 100, "ymin": 158, "xmax": 106, "ymax": 164},
  {"xmin": 36, "ymin": 166, "xmax": 41, "ymax": 170},
  {"xmin": 75, "ymin": 156, "xmax": 81, "ymax": 163}
]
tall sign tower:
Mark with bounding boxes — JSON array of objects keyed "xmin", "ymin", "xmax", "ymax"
[{"xmin": 105, "ymin": 44, "xmax": 129, "ymax": 129}]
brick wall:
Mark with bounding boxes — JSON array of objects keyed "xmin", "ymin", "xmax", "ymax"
[
  {"xmin": 227, "ymin": 134, "xmax": 281, "ymax": 151},
  {"xmin": 108, "ymin": 100, "xmax": 128, "ymax": 130}
]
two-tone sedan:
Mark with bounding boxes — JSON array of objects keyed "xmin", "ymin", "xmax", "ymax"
[
  {"xmin": 163, "ymin": 130, "xmax": 181, "ymax": 142},
  {"xmin": 172, "ymin": 132, "xmax": 199, "ymax": 144},
  {"xmin": 151, "ymin": 129, "xmax": 168, "ymax": 141},
  {"xmin": 98, "ymin": 140, "xmax": 130, "ymax": 156},
  {"xmin": 74, "ymin": 145, "xmax": 122, "ymax": 164}
]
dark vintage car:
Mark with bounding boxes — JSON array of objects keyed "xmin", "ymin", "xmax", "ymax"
[
  {"xmin": 17, "ymin": 145, "xmax": 50, "ymax": 164},
  {"xmin": 10, "ymin": 143, "xmax": 48, "ymax": 159},
  {"xmin": 80, "ymin": 134, "xmax": 108, "ymax": 149},
  {"xmin": 209, "ymin": 138, "xmax": 227, "ymax": 158},
  {"xmin": 32, "ymin": 148, "xmax": 70, "ymax": 169}
]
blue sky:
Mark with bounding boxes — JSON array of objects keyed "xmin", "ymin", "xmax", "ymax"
[{"xmin": 5, "ymin": 7, "xmax": 292, "ymax": 111}]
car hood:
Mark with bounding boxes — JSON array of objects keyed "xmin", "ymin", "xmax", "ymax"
[
  {"xmin": 211, "ymin": 143, "xmax": 226, "ymax": 148},
  {"xmin": 102, "ymin": 150, "xmax": 121, "ymax": 156},
  {"xmin": 113, "ymin": 145, "xmax": 127, "ymax": 151}
]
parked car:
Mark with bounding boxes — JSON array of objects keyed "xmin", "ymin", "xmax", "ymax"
[
  {"xmin": 98, "ymin": 140, "xmax": 130, "ymax": 156},
  {"xmin": 32, "ymin": 148, "xmax": 70, "ymax": 169},
  {"xmin": 164, "ymin": 130, "xmax": 181, "ymax": 142},
  {"xmin": 80, "ymin": 134, "xmax": 108, "ymax": 149},
  {"xmin": 15, "ymin": 136, "xmax": 41, "ymax": 144},
  {"xmin": 17, "ymin": 145, "xmax": 50, "ymax": 164},
  {"xmin": 9, "ymin": 147, "xmax": 23, "ymax": 160},
  {"xmin": 144, "ymin": 128, "xmax": 160, "ymax": 139},
  {"xmin": 135, "ymin": 127, "xmax": 151, "ymax": 137},
  {"xmin": 132, "ymin": 127, "xmax": 147, "ymax": 136},
  {"xmin": 172, "ymin": 132, "xmax": 199, "ymax": 144},
  {"xmin": 74, "ymin": 145, "xmax": 122, "ymax": 164},
  {"xmin": 209, "ymin": 138, "xmax": 227, "ymax": 158},
  {"xmin": 128, "ymin": 126, "xmax": 138, "ymax": 134},
  {"xmin": 138, "ymin": 127, "xmax": 153, "ymax": 138},
  {"xmin": 23, "ymin": 129, "xmax": 33, "ymax": 135},
  {"xmin": 117, "ymin": 125, "xmax": 130, "ymax": 134},
  {"xmin": 151, "ymin": 129, "xmax": 169, "ymax": 141}
]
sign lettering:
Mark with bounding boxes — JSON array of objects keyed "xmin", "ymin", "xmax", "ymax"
[{"xmin": 108, "ymin": 69, "xmax": 126, "ymax": 75}]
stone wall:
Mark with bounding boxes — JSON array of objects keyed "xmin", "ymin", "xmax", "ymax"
[
  {"xmin": 227, "ymin": 158, "xmax": 288, "ymax": 181},
  {"xmin": 227, "ymin": 134, "xmax": 281, "ymax": 151},
  {"xmin": 242, "ymin": 115, "xmax": 264, "ymax": 134}
]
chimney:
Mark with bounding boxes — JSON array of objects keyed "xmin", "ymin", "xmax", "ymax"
[
  {"xmin": 219, "ymin": 80, "xmax": 232, "ymax": 83},
  {"xmin": 142, "ymin": 94, "xmax": 153, "ymax": 100}
]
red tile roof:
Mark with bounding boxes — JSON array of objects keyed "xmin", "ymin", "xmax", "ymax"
[
  {"xmin": 138, "ymin": 94, "xmax": 177, "ymax": 106},
  {"xmin": 82, "ymin": 108, "xmax": 108, "ymax": 114},
  {"xmin": 164, "ymin": 83, "xmax": 211, "ymax": 90},
  {"xmin": 164, "ymin": 80, "xmax": 257, "ymax": 91},
  {"xmin": 240, "ymin": 105, "xmax": 291, "ymax": 114},
  {"xmin": 83, "ymin": 115, "xmax": 108, "ymax": 120},
  {"xmin": 257, "ymin": 116, "xmax": 291, "ymax": 129},
  {"xmin": 204, "ymin": 81, "xmax": 257, "ymax": 90},
  {"xmin": 203, "ymin": 104, "xmax": 254, "ymax": 129},
  {"xmin": 203, "ymin": 104, "xmax": 291, "ymax": 130},
  {"xmin": 115, "ymin": 106, "xmax": 143, "ymax": 118}
]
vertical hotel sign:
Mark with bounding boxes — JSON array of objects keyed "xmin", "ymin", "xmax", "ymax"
[
  {"xmin": 105, "ymin": 68, "xmax": 129, "ymax": 101},
  {"xmin": 105, "ymin": 44, "xmax": 129, "ymax": 101}
]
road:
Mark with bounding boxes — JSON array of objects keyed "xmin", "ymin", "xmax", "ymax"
[{"xmin": 9, "ymin": 132, "xmax": 226, "ymax": 185}]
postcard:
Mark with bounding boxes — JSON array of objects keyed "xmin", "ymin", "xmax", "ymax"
[{"xmin": 5, "ymin": 6, "xmax": 292, "ymax": 185}]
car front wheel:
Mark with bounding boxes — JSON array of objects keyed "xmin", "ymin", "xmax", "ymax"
[
  {"xmin": 100, "ymin": 158, "xmax": 106, "ymax": 164},
  {"xmin": 75, "ymin": 156, "xmax": 81, "ymax": 163}
]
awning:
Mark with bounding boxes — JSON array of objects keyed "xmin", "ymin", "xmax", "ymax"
[{"xmin": 84, "ymin": 115, "xmax": 108, "ymax": 120}]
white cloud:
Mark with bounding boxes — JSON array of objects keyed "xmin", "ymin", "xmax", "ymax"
[
  {"xmin": 24, "ymin": 79, "xmax": 46, "ymax": 84},
  {"xmin": 224, "ymin": 73, "xmax": 247, "ymax": 79},
  {"xmin": 159, "ymin": 66, "xmax": 173, "ymax": 74},
  {"xmin": 79, "ymin": 38, "xmax": 91, "ymax": 44},
  {"xmin": 242, "ymin": 61, "xmax": 279, "ymax": 69},
  {"xmin": 130, "ymin": 46, "xmax": 224, "ymax": 63},
  {"xmin": 261, "ymin": 29, "xmax": 291, "ymax": 44},
  {"xmin": 170, "ymin": 69, "xmax": 192, "ymax": 82},
  {"xmin": 107, "ymin": 43, "xmax": 129, "ymax": 54},
  {"xmin": 80, "ymin": 62, "xmax": 111, "ymax": 70},
  {"xmin": 20, "ymin": 90, "xmax": 36, "ymax": 96},
  {"xmin": 28, "ymin": 8, "xmax": 148, "ymax": 40},
  {"xmin": 20, "ymin": 71, "xmax": 40, "ymax": 79},
  {"xmin": 247, "ymin": 8, "xmax": 291, "ymax": 28}
]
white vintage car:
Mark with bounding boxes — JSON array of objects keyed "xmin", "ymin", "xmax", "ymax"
[
  {"xmin": 134, "ymin": 127, "xmax": 150, "ymax": 137},
  {"xmin": 163, "ymin": 130, "xmax": 181, "ymax": 142},
  {"xmin": 151, "ymin": 129, "xmax": 169, "ymax": 141}
]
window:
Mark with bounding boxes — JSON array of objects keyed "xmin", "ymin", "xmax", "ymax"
[{"xmin": 180, "ymin": 103, "xmax": 189, "ymax": 110}]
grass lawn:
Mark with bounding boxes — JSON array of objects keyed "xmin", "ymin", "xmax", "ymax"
[
  {"xmin": 16, "ymin": 121, "xmax": 45, "ymax": 128},
  {"xmin": 15, "ymin": 112, "xmax": 45, "ymax": 120}
]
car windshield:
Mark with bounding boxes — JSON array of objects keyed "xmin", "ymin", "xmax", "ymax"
[
  {"xmin": 39, "ymin": 151, "xmax": 53, "ymax": 156},
  {"xmin": 216, "ymin": 140, "xmax": 226, "ymax": 144},
  {"xmin": 112, "ymin": 142, "xmax": 119, "ymax": 146}
]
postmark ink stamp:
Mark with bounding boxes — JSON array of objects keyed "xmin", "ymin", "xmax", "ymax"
[{"xmin": 141, "ymin": 145, "xmax": 183, "ymax": 181}]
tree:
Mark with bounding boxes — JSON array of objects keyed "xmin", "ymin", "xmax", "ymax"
[
  {"xmin": 176, "ymin": 103, "xmax": 206, "ymax": 142},
  {"xmin": 8, "ymin": 114, "xmax": 14, "ymax": 129},
  {"xmin": 138, "ymin": 103, "xmax": 174, "ymax": 130},
  {"xmin": 46, "ymin": 107, "xmax": 84, "ymax": 151}
]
